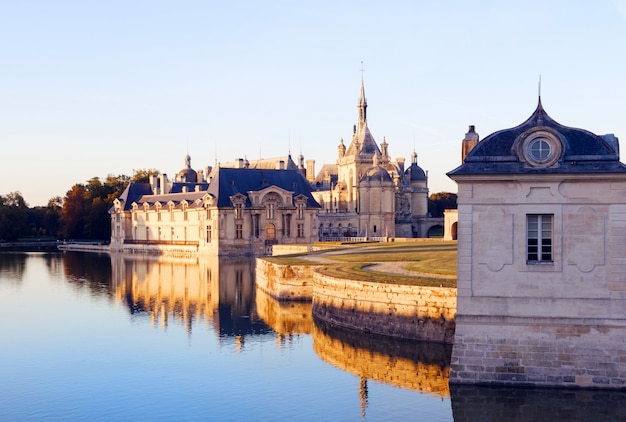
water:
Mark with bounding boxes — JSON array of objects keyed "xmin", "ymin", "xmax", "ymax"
[
  {"xmin": 0, "ymin": 252, "xmax": 452, "ymax": 421},
  {"xmin": 1, "ymin": 252, "xmax": 625, "ymax": 421}
]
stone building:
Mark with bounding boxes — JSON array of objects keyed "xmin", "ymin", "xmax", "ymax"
[
  {"xmin": 310, "ymin": 79, "xmax": 441, "ymax": 239},
  {"xmin": 110, "ymin": 156, "xmax": 320, "ymax": 256},
  {"xmin": 447, "ymin": 97, "xmax": 626, "ymax": 389}
]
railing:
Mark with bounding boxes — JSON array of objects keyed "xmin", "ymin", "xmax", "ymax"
[{"xmin": 123, "ymin": 239, "xmax": 199, "ymax": 246}]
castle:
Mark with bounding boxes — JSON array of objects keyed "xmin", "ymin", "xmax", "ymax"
[
  {"xmin": 308, "ymin": 79, "xmax": 441, "ymax": 239},
  {"xmin": 109, "ymin": 79, "xmax": 440, "ymax": 255}
]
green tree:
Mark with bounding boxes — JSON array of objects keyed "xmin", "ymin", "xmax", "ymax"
[
  {"xmin": 131, "ymin": 168, "xmax": 159, "ymax": 183},
  {"xmin": 428, "ymin": 192, "xmax": 457, "ymax": 218}
]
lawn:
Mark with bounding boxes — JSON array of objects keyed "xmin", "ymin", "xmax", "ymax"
[{"xmin": 264, "ymin": 241, "xmax": 458, "ymax": 288}]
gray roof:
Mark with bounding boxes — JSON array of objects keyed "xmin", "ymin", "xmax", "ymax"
[
  {"xmin": 448, "ymin": 99, "xmax": 626, "ymax": 177},
  {"xmin": 206, "ymin": 167, "xmax": 321, "ymax": 208}
]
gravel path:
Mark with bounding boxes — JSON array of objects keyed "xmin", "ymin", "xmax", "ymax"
[
  {"xmin": 366, "ymin": 261, "xmax": 456, "ymax": 280},
  {"xmin": 294, "ymin": 248, "xmax": 455, "ymax": 280}
]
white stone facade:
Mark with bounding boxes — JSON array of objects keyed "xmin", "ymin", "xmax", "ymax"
[{"xmin": 448, "ymin": 99, "xmax": 626, "ymax": 389}]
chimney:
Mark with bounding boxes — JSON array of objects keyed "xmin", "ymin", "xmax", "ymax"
[
  {"xmin": 306, "ymin": 159, "xmax": 315, "ymax": 182},
  {"xmin": 461, "ymin": 125, "xmax": 480, "ymax": 163}
]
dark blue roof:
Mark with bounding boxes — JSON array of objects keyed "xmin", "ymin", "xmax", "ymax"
[
  {"xmin": 116, "ymin": 183, "xmax": 153, "ymax": 211},
  {"xmin": 448, "ymin": 99, "xmax": 626, "ymax": 177},
  {"xmin": 207, "ymin": 167, "xmax": 321, "ymax": 208},
  {"xmin": 169, "ymin": 182, "xmax": 209, "ymax": 193}
]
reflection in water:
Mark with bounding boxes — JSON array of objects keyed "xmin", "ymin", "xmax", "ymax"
[
  {"xmin": 255, "ymin": 287, "xmax": 313, "ymax": 349},
  {"xmin": 255, "ymin": 286, "xmax": 313, "ymax": 335},
  {"xmin": 106, "ymin": 253, "xmax": 272, "ymax": 345},
  {"xmin": 313, "ymin": 318, "xmax": 452, "ymax": 398},
  {"xmin": 64, "ymin": 252, "xmax": 114, "ymax": 297},
  {"xmin": 0, "ymin": 252, "xmax": 28, "ymax": 282},
  {"xmin": 450, "ymin": 384, "xmax": 626, "ymax": 421}
]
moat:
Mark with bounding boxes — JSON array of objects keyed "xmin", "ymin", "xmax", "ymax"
[{"xmin": 1, "ymin": 251, "xmax": 624, "ymax": 421}]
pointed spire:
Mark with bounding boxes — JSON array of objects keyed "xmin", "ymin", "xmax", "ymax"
[{"xmin": 358, "ymin": 64, "xmax": 367, "ymax": 125}]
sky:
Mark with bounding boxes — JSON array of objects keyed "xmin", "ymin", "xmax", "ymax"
[{"xmin": 1, "ymin": 0, "xmax": 626, "ymax": 206}]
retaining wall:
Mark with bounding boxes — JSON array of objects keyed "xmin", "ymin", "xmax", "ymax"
[
  {"xmin": 312, "ymin": 271, "xmax": 456, "ymax": 343},
  {"xmin": 255, "ymin": 259, "xmax": 320, "ymax": 301}
]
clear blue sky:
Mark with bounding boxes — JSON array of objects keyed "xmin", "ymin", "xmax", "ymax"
[{"xmin": 2, "ymin": 0, "xmax": 625, "ymax": 206}]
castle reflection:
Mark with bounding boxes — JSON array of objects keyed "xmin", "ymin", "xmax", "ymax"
[
  {"xmin": 312, "ymin": 318, "xmax": 452, "ymax": 397},
  {"xmin": 106, "ymin": 253, "xmax": 273, "ymax": 342}
]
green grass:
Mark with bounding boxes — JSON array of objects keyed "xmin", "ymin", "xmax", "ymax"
[
  {"xmin": 262, "ymin": 241, "xmax": 458, "ymax": 287},
  {"xmin": 325, "ymin": 241, "xmax": 457, "ymax": 276},
  {"xmin": 307, "ymin": 241, "xmax": 458, "ymax": 287}
]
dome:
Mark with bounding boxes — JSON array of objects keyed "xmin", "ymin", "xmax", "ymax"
[
  {"xmin": 176, "ymin": 168, "xmax": 198, "ymax": 183},
  {"xmin": 405, "ymin": 163, "xmax": 427, "ymax": 181},
  {"xmin": 176, "ymin": 153, "xmax": 198, "ymax": 183},
  {"xmin": 361, "ymin": 166, "xmax": 392, "ymax": 183}
]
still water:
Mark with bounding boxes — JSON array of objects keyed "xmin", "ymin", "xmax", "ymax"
[{"xmin": 1, "ymin": 252, "xmax": 625, "ymax": 421}]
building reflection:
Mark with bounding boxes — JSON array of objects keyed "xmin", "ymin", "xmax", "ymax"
[
  {"xmin": 255, "ymin": 287, "xmax": 313, "ymax": 348},
  {"xmin": 312, "ymin": 318, "xmax": 452, "ymax": 398},
  {"xmin": 63, "ymin": 252, "xmax": 274, "ymax": 344},
  {"xmin": 450, "ymin": 384, "xmax": 626, "ymax": 421}
]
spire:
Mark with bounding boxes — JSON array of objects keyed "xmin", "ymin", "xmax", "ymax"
[{"xmin": 358, "ymin": 77, "xmax": 367, "ymax": 124}]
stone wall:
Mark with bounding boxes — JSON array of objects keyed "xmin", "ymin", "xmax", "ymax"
[
  {"xmin": 312, "ymin": 271, "xmax": 456, "ymax": 343},
  {"xmin": 450, "ymin": 316, "xmax": 626, "ymax": 388},
  {"xmin": 255, "ymin": 259, "xmax": 319, "ymax": 301}
]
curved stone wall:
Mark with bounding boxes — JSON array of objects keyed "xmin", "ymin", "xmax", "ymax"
[
  {"xmin": 255, "ymin": 259, "xmax": 319, "ymax": 301},
  {"xmin": 312, "ymin": 271, "xmax": 456, "ymax": 343}
]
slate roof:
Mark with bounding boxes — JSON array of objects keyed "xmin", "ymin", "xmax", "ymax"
[
  {"xmin": 114, "ymin": 182, "xmax": 210, "ymax": 212},
  {"xmin": 206, "ymin": 167, "xmax": 321, "ymax": 208},
  {"xmin": 406, "ymin": 163, "xmax": 427, "ymax": 181},
  {"xmin": 448, "ymin": 99, "xmax": 626, "ymax": 177},
  {"xmin": 114, "ymin": 167, "xmax": 320, "ymax": 211}
]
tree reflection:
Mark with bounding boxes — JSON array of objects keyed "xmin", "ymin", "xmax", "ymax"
[
  {"xmin": 0, "ymin": 252, "xmax": 28, "ymax": 283},
  {"xmin": 63, "ymin": 251, "xmax": 113, "ymax": 297}
]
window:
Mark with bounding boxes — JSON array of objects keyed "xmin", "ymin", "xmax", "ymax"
[
  {"xmin": 254, "ymin": 214, "xmax": 260, "ymax": 238},
  {"xmin": 235, "ymin": 224, "xmax": 243, "ymax": 239},
  {"xmin": 267, "ymin": 223, "xmax": 276, "ymax": 240},
  {"xmin": 284, "ymin": 214, "xmax": 291, "ymax": 237},
  {"xmin": 527, "ymin": 214, "xmax": 552, "ymax": 262},
  {"xmin": 206, "ymin": 225, "xmax": 212, "ymax": 242},
  {"xmin": 267, "ymin": 203, "xmax": 275, "ymax": 220},
  {"xmin": 297, "ymin": 223, "xmax": 304, "ymax": 238},
  {"xmin": 234, "ymin": 203, "xmax": 242, "ymax": 219},
  {"xmin": 529, "ymin": 138, "xmax": 551, "ymax": 162},
  {"xmin": 297, "ymin": 203, "xmax": 305, "ymax": 219}
]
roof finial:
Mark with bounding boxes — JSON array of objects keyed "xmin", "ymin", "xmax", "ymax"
[
  {"xmin": 538, "ymin": 74, "xmax": 542, "ymax": 100},
  {"xmin": 360, "ymin": 61, "xmax": 365, "ymax": 81}
]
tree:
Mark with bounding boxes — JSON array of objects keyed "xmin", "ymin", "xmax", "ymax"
[
  {"xmin": 0, "ymin": 191, "xmax": 29, "ymax": 241},
  {"xmin": 61, "ymin": 184, "xmax": 88, "ymax": 239},
  {"xmin": 131, "ymin": 168, "xmax": 159, "ymax": 184},
  {"xmin": 428, "ymin": 192, "xmax": 457, "ymax": 218},
  {"xmin": 60, "ymin": 174, "xmax": 131, "ymax": 240}
]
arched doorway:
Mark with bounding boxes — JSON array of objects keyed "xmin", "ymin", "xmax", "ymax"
[
  {"xmin": 427, "ymin": 224, "xmax": 444, "ymax": 238},
  {"xmin": 451, "ymin": 222, "xmax": 458, "ymax": 240}
]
